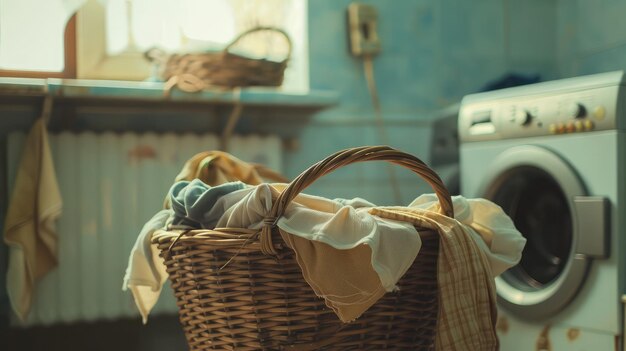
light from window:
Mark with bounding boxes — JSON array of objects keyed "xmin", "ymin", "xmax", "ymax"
[
  {"xmin": 0, "ymin": 0, "xmax": 77, "ymax": 72},
  {"xmin": 180, "ymin": 0, "xmax": 235, "ymax": 45},
  {"xmin": 0, "ymin": 0, "xmax": 308, "ymax": 92},
  {"xmin": 105, "ymin": 0, "xmax": 129, "ymax": 55},
  {"xmin": 102, "ymin": 0, "xmax": 308, "ymax": 91}
]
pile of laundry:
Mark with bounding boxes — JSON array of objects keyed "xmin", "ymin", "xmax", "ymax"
[{"xmin": 123, "ymin": 150, "xmax": 526, "ymax": 350}]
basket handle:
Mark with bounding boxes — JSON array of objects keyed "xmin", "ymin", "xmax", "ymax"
[
  {"xmin": 258, "ymin": 146, "xmax": 454, "ymax": 255},
  {"xmin": 223, "ymin": 26, "xmax": 293, "ymax": 62}
]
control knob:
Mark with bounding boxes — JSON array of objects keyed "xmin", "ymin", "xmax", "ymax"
[
  {"xmin": 568, "ymin": 103, "xmax": 587, "ymax": 118},
  {"xmin": 514, "ymin": 110, "xmax": 533, "ymax": 126}
]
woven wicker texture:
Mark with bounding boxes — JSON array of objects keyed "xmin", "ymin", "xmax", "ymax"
[
  {"xmin": 153, "ymin": 146, "xmax": 453, "ymax": 350},
  {"xmin": 161, "ymin": 27, "xmax": 291, "ymax": 92}
]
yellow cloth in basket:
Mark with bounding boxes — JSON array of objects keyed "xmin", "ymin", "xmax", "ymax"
[{"xmin": 371, "ymin": 206, "xmax": 499, "ymax": 351}]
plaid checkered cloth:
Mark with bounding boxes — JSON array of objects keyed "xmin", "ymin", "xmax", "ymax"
[{"xmin": 370, "ymin": 207, "xmax": 499, "ymax": 351}]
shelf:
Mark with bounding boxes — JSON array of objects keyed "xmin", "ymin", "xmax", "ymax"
[
  {"xmin": 0, "ymin": 78, "xmax": 338, "ymax": 135},
  {"xmin": 0, "ymin": 78, "xmax": 339, "ymax": 108}
]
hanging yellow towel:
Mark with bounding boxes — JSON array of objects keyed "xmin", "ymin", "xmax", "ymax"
[{"xmin": 4, "ymin": 118, "xmax": 63, "ymax": 321}]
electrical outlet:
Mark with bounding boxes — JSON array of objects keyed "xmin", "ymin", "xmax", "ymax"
[{"xmin": 347, "ymin": 3, "xmax": 381, "ymax": 57}]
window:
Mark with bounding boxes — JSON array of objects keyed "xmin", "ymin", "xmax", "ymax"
[
  {"xmin": 0, "ymin": 0, "xmax": 308, "ymax": 92},
  {"xmin": 0, "ymin": 0, "xmax": 78, "ymax": 78},
  {"xmin": 77, "ymin": 0, "xmax": 309, "ymax": 91}
]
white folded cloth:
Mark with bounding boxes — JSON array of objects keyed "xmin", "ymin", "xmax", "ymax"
[
  {"xmin": 409, "ymin": 194, "xmax": 526, "ymax": 276},
  {"xmin": 216, "ymin": 184, "xmax": 421, "ymax": 293},
  {"xmin": 122, "ymin": 209, "xmax": 172, "ymax": 323}
]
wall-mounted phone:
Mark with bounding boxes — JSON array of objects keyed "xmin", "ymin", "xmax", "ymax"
[{"xmin": 347, "ymin": 3, "xmax": 381, "ymax": 57}]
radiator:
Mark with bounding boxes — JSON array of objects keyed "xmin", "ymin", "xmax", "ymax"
[{"xmin": 5, "ymin": 131, "xmax": 283, "ymax": 326}]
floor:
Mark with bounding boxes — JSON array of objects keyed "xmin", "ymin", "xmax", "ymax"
[{"xmin": 2, "ymin": 314, "xmax": 187, "ymax": 351}]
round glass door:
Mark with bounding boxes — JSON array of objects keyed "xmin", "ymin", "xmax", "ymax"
[
  {"xmin": 479, "ymin": 145, "xmax": 589, "ymax": 320},
  {"xmin": 490, "ymin": 166, "xmax": 572, "ymax": 291}
]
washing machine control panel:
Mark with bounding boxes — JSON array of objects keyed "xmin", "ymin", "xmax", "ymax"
[{"xmin": 458, "ymin": 71, "xmax": 625, "ymax": 142}]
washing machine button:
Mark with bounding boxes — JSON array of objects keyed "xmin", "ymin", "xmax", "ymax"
[
  {"xmin": 568, "ymin": 103, "xmax": 587, "ymax": 118},
  {"xmin": 549, "ymin": 124, "xmax": 558, "ymax": 134},
  {"xmin": 593, "ymin": 106, "xmax": 606, "ymax": 120},
  {"xmin": 514, "ymin": 110, "xmax": 533, "ymax": 126},
  {"xmin": 574, "ymin": 120, "xmax": 584, "ymax": 132}
]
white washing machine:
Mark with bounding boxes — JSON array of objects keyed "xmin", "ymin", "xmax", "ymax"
[
  {"xmin": 430, "ymin": 103, "xmax": 460, "ymax": 195},
  {"xmin": 460, "ymin": 71, "xmax": 626, "ymax": 350}
]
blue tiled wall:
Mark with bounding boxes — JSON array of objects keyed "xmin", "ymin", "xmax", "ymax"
[
  {"xmin": 0, "ymin": 1, "xmax": 562, "ymax": 341},
  {"xmin": 556, "ymin": 0, "xmax": 626, "ymax": 77},
  {"xmin": 287, "ymin": 0, "xmax": 557, "ymax": 205}
]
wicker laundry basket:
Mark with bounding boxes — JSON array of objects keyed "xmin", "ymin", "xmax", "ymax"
[
  {"xmin": 160, "ymin": 26, "xmax": 291, "ymax": 92},
  {"xmin": 153, "ymin": 146, "xmax": 454, "ymax": 350}
]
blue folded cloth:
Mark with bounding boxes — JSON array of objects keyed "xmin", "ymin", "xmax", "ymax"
[{"xmin": 169, "ymin": 179, "xmax": 247, "ymax": 229}]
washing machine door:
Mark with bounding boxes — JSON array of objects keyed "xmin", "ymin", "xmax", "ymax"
[{"xmin": 479, "ymin": 145, "xmax": 603, "ymax": 320}]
